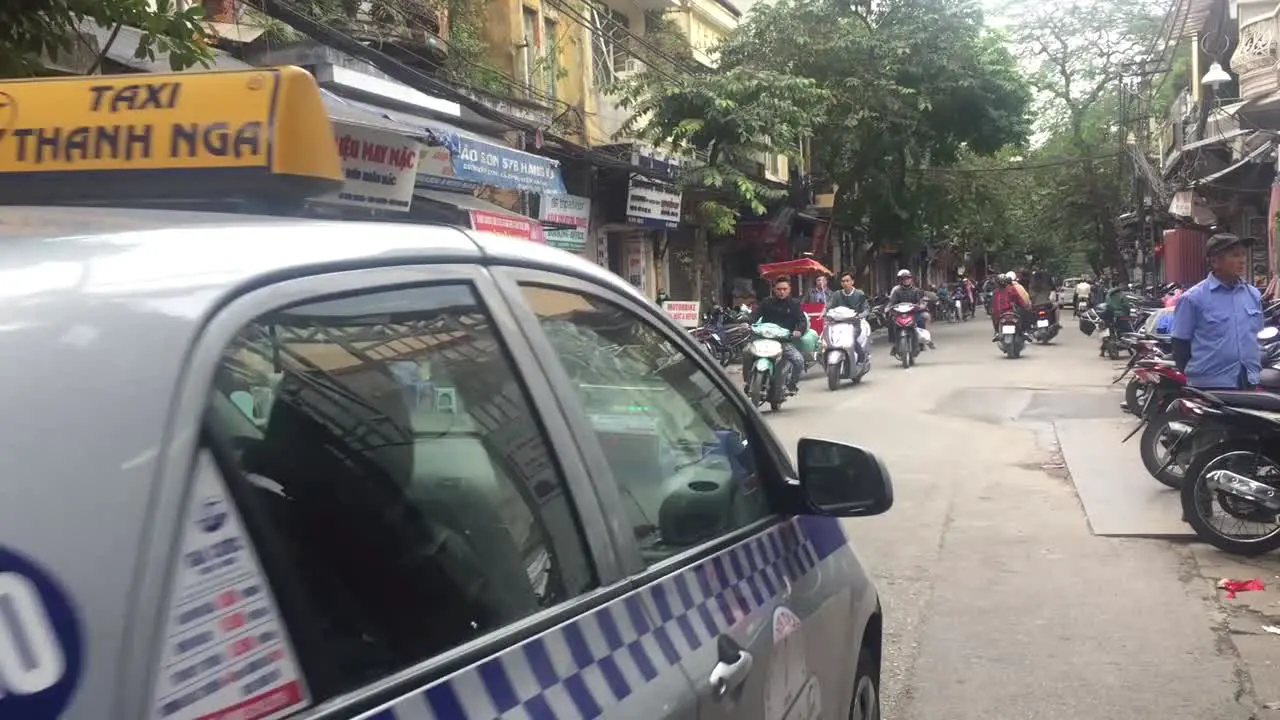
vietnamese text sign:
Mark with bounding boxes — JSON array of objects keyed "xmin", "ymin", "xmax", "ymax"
[
  {"xmin": 545, "ymin": 228, "xmax": 586, "ymax": 254},
  {"xmin": 430, "ymin": 131, "xmax": 565, "ymax": 193},
  {"xmin": 321, "ymin": 124, "xmax": 420, "ymax": 212},
  {"xmin": 663, "ymin": 300, "xmax": 701, "ymax": 327},
  {"xmin": 471, "ymin": 210, "xmax": 540, "ymax": 242},
  {"xmin": 626, "ymin": 180, "xmax": 682, "ymax": 229},
  {"xmin": 540, "ymin": 193, "xmax": 591, "ymax": 228}
]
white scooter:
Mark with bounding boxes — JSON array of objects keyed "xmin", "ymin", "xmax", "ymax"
[{"xmin": 822, "ymin": 306, "xmax": 871, "ymax": 390}]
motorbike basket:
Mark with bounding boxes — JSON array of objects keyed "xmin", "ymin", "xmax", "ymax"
[{"xmin": 1079, "ymin": 317, "xmax": 1097, "ymax": 336}]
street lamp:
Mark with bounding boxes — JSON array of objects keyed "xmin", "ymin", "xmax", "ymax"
[{"xmin": 1202, "ymin": 61, "xmax": 1232, "ymax": 88}]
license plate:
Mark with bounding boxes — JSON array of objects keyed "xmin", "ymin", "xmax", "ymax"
[
  {"xmin": 1036, "ymin": 319, "xmax": 1049, "ymax": 327},
  {"xmin": 1001, "ymin": 325, "xmax": 1016, "ymax": 333}
]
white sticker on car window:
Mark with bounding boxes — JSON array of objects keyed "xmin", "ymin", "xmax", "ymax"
[{"xmin": 150, "ymin": 452, "xmax": 310, "ymax": 720}]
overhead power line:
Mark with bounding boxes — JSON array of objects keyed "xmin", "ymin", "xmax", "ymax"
[{"xmin": 918, "ymin": 153, "xmax": 1124, "ymax": 174}]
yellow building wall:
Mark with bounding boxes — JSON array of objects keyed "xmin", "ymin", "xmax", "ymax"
[{"xmin": 481, "ymin": 0, "xmax": 592, "ymax": 142}]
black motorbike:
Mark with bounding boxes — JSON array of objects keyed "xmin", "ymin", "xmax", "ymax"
[{"xmin": 1176, "ymin": 388, "xmax": 1280, "ymax": 556}]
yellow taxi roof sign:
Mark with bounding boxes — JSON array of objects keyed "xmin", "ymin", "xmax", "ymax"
[{"xmin": 0, "ymin": 66, "xmax": 343, "ymax": 204}]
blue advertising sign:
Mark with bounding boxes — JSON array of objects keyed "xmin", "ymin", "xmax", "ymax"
[{"xmin": 430, "ymin": 131, "xmax": 566, "ymax": 193}]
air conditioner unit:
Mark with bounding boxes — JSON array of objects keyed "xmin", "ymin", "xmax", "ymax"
[{"xmin": 615, "ymin": 57, "xmax": 644, "ymax": 77}]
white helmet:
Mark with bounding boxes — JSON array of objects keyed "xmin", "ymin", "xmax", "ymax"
[
  {"xmin": 897, "ymin": 269, "xmax": 912, "ymax": 278},
  {"xmin": 1005, "ymin": 271, "xmax": 1017, "ymax": 280}
]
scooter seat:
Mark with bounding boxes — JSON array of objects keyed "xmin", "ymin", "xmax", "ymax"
[{"xmin": 1207, "ymin": 390, "xmax": 1280, "ymax": 412}]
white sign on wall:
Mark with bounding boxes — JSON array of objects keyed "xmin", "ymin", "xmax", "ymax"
[
  {"xmin": 662, "ymin": 301, "xmax": 701, "ymax": 327},
  {"xmin": 626, "ymin": 180, "xmax": 682, "ymax": 229},
  {"xmin": 539, "ymin": 193, "xmax": 591, "ymax": 228},
  {"xmin": 321, "ymin": 123, "xmax": 421, "ymax": 212}
]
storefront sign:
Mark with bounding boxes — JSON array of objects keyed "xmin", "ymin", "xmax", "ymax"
[
  {"xmin": 626, "ymin": 180, "xmax": 682, "ymax": 229},
  {"xmin": 662, "ymin": 301, "xmax": 701, "ymax": 327},
  {"xmin": 470, "ymin": 210, "xmax": 542, "ymax": 242},
  {"xmin": 322, "ymin": 123, "xmax": 420, "ymax": 212},
  {"xmin": 623, "ymin": 237, "xmax": 647, "ymax": 290},
  {"xmin": 545, "ymin": 228, "xmax": 587, "ymax": 254},
  {"xmin": 430, "ymin": 131, "xmax": 566, "ymax": 193},
  {"xmin": 539, "ymin": 193, "xmax": 591, "ymax": 228},
  {"xmin": 416, "ymin": 144, "xmax": 479, "ymax": 192}
]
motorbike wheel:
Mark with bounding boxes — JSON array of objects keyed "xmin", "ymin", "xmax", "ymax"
[
  {"xmin": 1140, "ymin": 412, "xmax": 1192, "ymax": 489},
  {"xmin": 749, "ymin": 371, "xmax": 765, "ymax": 407},
  {"xmin": 1181, "ymin": 442, "xmax": 1280, "ymax": 556},
  {"xmin": 1124, "ymin": 378, "xmax": 1149, "ymax": 417},
  {"xmin": 898, "ymin": 337, "xmax": 911, "ymax": 369},
  {"xmin": 769, "ymin": 361, "xmax": 789, "ymax": 411},
  {"xmin": 827, "ymin": 361, "xmax": 841, "ymax": 391}
]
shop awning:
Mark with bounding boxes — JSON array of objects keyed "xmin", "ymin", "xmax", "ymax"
[
  {"xmin": 759, "ymin": 258, "xmax": 833, "ymax": 278},
  {"xmin": 320, "ymin": 91, "xmax": 427, "ymax": 136},
  {"xmin": 413, "ymin": 189, "xmax": 544, "ymax": 242},
  {"xmin": 343, "ymin": 99, "xmax": 566, "ymax": 194},
  {"xmin": 1193, "ymin": 140, "xmax": 1275, "ymax": 187}
]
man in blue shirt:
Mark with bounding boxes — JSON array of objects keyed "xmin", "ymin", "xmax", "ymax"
[{"xmin": 1171, "ymin": 233, "xmax": 1263, "ymax": 389}]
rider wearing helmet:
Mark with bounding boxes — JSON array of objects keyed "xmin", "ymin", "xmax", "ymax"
[
  {"xmin": 887, "ymin": 269, "xmax": 933, "ymax": 354},
  {"xmin": 990, "ymin": 272, "xmax": 1030, "ymax": 338}
]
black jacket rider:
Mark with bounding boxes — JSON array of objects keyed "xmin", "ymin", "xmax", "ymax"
[{"xmin": 752, "ymin": 296, "xmax": 808, "ymax": 335}]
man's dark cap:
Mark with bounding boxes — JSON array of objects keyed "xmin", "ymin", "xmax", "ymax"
[{"xmin": 1206, "ymin": 233, "xmax": 1254, "ymax": 257}]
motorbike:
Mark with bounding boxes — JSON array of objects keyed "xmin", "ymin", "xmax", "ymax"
[
  {"xmin": 1031, "ymin": 304, "xmax": 1060, "ymax": 344},
  {"xmin": 1174, "ymin": 388, "xmax": 1280, "ymax": 555},
  {"xmin": 981, "ymin": 291, "xmax": 993, "ymax": 316},
  {"xmin": 996, "ymin": 310, "xmax": 1025, "ymax": 358},
  {"xmin": 1125, "ymin": 326, "xmax": 1280, "ymax": 488},
  {"xmin": 889, "ymin": 302, "xmax": 927, "ymax": 369},
  {"xmin": 954, "ymin": 295, "xmax": 966, "ymax": 323},
  {"xmin": 822, "ymin": 306, "xmax": 871, "ymax": 390},
  {"xmin": 742, "ymin": 322, "xmax": 796, "ymax": 412},
  {"xmin": 691, "ymin": 306, "xmax": 752, "ymax": 366}
]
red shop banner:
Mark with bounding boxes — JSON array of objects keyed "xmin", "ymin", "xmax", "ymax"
[{"xmin": 470, "ymin": 210, "xmax": 544, "ymax": 243}]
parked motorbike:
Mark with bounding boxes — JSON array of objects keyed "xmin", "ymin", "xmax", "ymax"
[
  {"xmin": 742, "ymin": 322, "xmax": 796, "ymax": 412},
  {"xmin": 889, "ymin": 302, "xmax": 926, "ymax": 369},
  {"xmin": 822, "ymin": 306, "xmax": 871, "ymax": 390},
  {"xmin": 1126, "ymin": 327, "xmax": 1280, "ymax": 488},
  {"xmin": 996, "ymin": 311, "xmax": 1025, "ymax": 358},
  {"xmin": 1175, "ymin": 388, "xmax": 1280, "ymax": 555},
  {"xmin": 1031, "ymin": 304, "xmax": 1060, "ymax": 344},
  {"xmin": 691, "ymin": 306, "xmax": 753, "ymax": 367}
]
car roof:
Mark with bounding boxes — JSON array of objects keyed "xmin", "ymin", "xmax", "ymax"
[{"xmin": 0, "ymin": 205, "xmax": 634, "ymax": 298}]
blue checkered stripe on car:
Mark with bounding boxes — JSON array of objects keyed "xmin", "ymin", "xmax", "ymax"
[{"xmin": 376, "ymin": 517, "xmax": 843, "ymax": 720}]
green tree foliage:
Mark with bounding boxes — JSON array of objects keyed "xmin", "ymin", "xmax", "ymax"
[
  {"xmin": 614, "ymin": 0, "xmax": 1032, "ymax": 244},
  {"xmin": 0, "ymin": 0, "xmax": 212, "ymax": 76},
  {"xmin": 984, "ymin": 0, "xmax": 1167, "ymax": 275},
  {"xmin": 614, "ymin": 68, "xmax": 830, "ymax": 235}
]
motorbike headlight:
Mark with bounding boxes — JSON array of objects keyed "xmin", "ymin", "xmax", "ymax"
[{"xmin": 750, "ymin": 339, "xmax": 783, "ymax": 357}]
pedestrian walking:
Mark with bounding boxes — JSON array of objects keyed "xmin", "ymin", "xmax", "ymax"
[{"xmin": 1171, "ymin": 233, "xmax": 1263, "ymax": 390}]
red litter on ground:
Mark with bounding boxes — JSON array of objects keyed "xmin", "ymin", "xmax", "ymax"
[{"xmin": 1218, "ymin": 578, "xmax": 1266, "ymax": 598}]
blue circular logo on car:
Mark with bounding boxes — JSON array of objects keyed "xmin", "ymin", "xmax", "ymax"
[
  {"xmin": 196, "ymin": 497, "xmax": 227, "ymax": 533},
  {"xmin": 0, "ymin": 546, "xmax": 84, "ymax": 719}
]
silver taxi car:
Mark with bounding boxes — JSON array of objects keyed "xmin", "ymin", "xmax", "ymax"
[{"xmin": 0, "ymin": 207, "xmax": 892, "ymax": 720}]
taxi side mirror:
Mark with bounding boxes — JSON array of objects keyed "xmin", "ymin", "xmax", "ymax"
[{"xmin": 796, "ymin": 438, "xmax": 893, "ymax": 517}]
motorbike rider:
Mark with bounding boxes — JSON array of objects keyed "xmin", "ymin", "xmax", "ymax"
[
  {"xmin": 990, "ymin": 273, "xmax": 1030, "ymax": 338},
  {"xmin": 826, "ymin": 271, "xmax": 868, "ymax": 364},
  {"xmin": 887, "ymin": 269, "xmax": 934, "ymax": 354},
  {"xmin": 1028, "ymin": 269, "xmax": 1060, "ymax": 329},
  {"xmin": 749, "ymin": 276, "xmax": 808, "ymax": 394},
  {"xmin": 1074, "ymin": 277, "xmax": 1093, "ymax": 315}
]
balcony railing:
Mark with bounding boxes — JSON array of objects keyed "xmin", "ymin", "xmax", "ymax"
[{"xmin": 1233, "ymin": 4, "xmax": 1280, "ymax": 99}]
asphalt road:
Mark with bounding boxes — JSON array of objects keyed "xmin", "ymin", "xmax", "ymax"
[{"xmin": 762, "ymin": 315, "xmax": 1255, "ymax": 719}]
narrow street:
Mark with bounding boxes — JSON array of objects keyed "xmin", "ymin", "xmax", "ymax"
[{"xmin": 763, "ymin": 316, "xmax": 1280, "ymax": 720}]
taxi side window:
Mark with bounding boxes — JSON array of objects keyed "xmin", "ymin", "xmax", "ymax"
[
  {"xmin": 519, "ymin": 285, "xmax": 774, "ymax": 567},
  {"xmin": 204, "ymin": 283, "xmax": 596, "ymax": 702}
]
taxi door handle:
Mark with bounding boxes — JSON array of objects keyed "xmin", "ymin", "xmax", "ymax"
[{"xmin": 709, "ymin": 635, "xmax": 754, "ymax": 700}]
